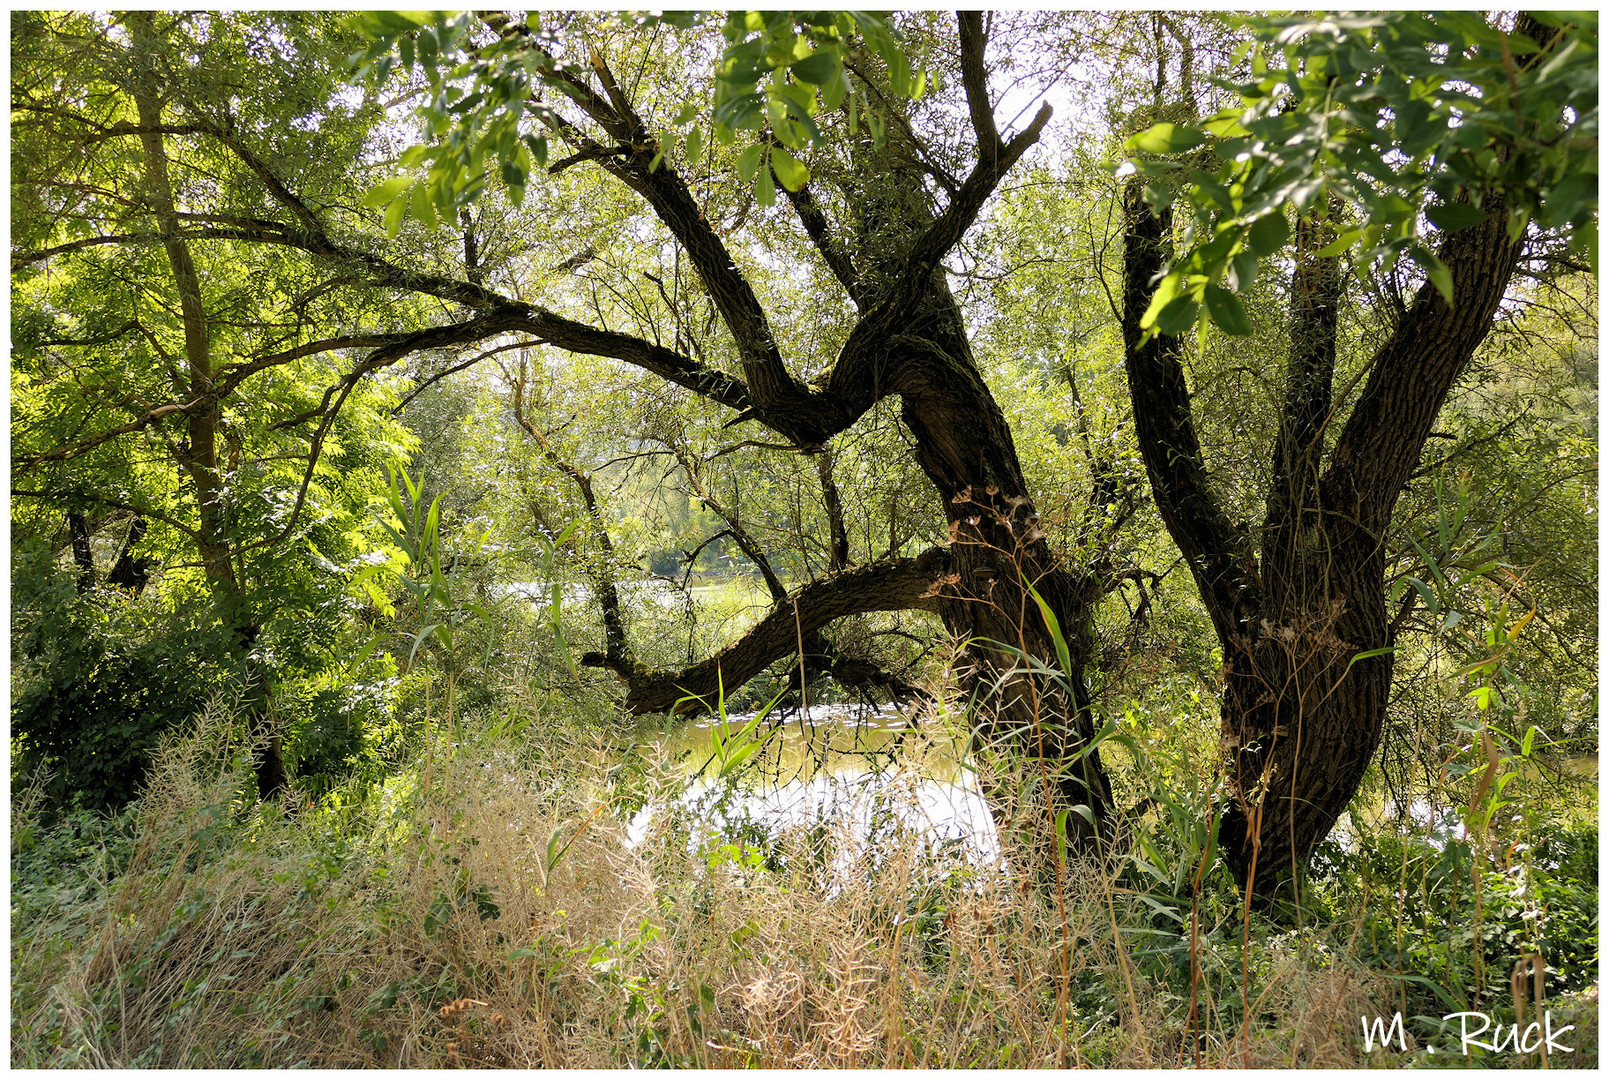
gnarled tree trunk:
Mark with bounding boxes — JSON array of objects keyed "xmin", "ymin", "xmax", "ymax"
[
  {"xmin": 520, "ymin": 12, "xmax": 1119, "ymax": 850},
  {"xmin": 1122, "ymin": 168, "xmax": 1527, "ymax": 894}
]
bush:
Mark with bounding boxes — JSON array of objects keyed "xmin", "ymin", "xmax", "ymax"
[{"xmin": 11, "ymin": 548, "xmax": 240, "ymax": 810}]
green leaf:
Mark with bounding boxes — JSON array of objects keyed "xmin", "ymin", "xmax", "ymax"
[
  {"xmin": 1154, "ymin": 293, "xmax": 1199, "ymax": 337},
  {"xmin": 408, "ymin": 624, "xmax": 441, "ymax": 668},
  {"xmin": 1409, "ymin": 245, "xmax": 1455, "ymax": 305},
  {"xmin": 770, "ymin": 145, "xmax": 809, "ymax": 191},
  {"xmin": 755, "ymin": 158, "xmax": 776, "ymax": 205},
  {"xmin": 1425, "ymin": 201, "xmax": 1489, "ymax": 234},
  {"xmin": 1138, "ymin": 269, "xmax": 1184, "ymax": 332},
  {"xmin": 526, "ymin": 133, "xmax": 549, "ymax": 169},
  {"xmin": 1021, "ymin": 576, "xmax": 1073, "ymax": 682},
  {"xmin": 789, "ymin": 50, "xmax": 838, "ymax": 85},
  {"xmin": 736, "ymin": 142, "xmax": 764, "ymax": 181},
  {"xmin": 383, "ymin": 196, "xmax": 408, "ymax": 238},
  {"xmin": 1315, "ymin": 227, "xmax": 1364, "ymax": 257},
  {"xmin": 500, "ymin": 159, "xmax": 526, "ymax": 198},
  {"xmin": 1203, "ymin": 108, "xmax": 1249, "ymax": 138},
  {"xmin": 1401, "ymin": 575, "xmax": 1440, "ymax": 616},
  {"xmin": 1227, "ymin": 250, "xmax": 1259, "ymax": 291},
  {"xmin": 1246, "ymin": 211, "xmax": 1291, "ymax": 255},
  {"xmin": 1203, "ymin": 284, "xmax": 1253, "ymax": 335},
  {"xmin": 684, "ymin": 124, "xmax": 702, "ymax": 163},
  {"xmin": 1126, "ymin": 122, "xmax": 1207, "ymax": 154},
  {"xmin": 364, "ymin": 11, "xmax": 425, "ymax": 36},
  {"xmin": 820, "ymin": 69, "xmax": 848, "ymax": 111},
  {"xmin": 362, "ymin": 175, "xmax": 413, "ymax": 208},
  {"xmin": 411, "ymin": 180, "xmax": 437, "ymax": 229},
  {"xmin": 1343, "ymin": 645, "xmax": 1395, "ymax": 676}
]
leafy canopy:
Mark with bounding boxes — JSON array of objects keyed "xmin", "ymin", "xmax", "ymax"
[
  {"xmin": 349, "ymin": 9, "xmax": 930, "ymax": 231},
  {"xmin": 1122, "ymin": 11, "xmax": 1598, "ymax": 338}
]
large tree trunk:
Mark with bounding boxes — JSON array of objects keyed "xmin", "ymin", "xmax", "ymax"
[
  {"xmin": 129, "ymin": 12, "xmax": 287, "ymax": 800},
  {"xmin": 523, "ymin": 12, "xmax": 1120, "ymax": 854},
  {"xmin": 1122, "ymin": 167, "xmax": 1527, "ymax": 894},
  {"xmin": 892, "ymin": 273, "xmax": 1115, "ymax": 848}
]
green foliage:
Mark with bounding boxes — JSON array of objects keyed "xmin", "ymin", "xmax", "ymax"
[
  {"xmin": 675, "ymin": 671, "xmax": 787, "ymax": 780},
  {"xmin": 11, "ymin": 549, "xmax": 242, "ymax": 809},
  {"xmin": 350, "ymin": 9, "xmax": 932, "ymax": 224},
  {"xmin": 356, "ymin": 464, "xmax": 494, "ymax": 671},
  {"xmin": 1123, "ymin": 11, "xmax": 1598, "ymax": 337},
  {"xmin": 10, "ymin": 804, "xmax": 139, "ymax": 934},
  {"xmin": 282, "ymin": 683, "xmax": 391, "ymax": 795},
  {"xmin": 8, "ymin": 12, "xmax": 1598, "ymax": 1068}
]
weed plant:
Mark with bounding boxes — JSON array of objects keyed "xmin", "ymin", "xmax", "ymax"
[{"xmin": 14, "ymin": 676, "xmax": 1595, "ymax": 1068}]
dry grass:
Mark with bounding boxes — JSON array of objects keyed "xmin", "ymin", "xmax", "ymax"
[{"xmin": 12, "ymin": 696, "xmax": 1451, "ymax": 1069}]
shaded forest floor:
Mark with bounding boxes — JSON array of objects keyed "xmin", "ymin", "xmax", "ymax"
[{"xmin": 11, "ymin": 692, "xmax": 1599, "ymax": 1069}]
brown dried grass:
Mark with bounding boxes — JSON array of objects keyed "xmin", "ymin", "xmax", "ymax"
[{"xmin": 12, "ymin": 695, "xmax": 1401, "ymax": 1069}]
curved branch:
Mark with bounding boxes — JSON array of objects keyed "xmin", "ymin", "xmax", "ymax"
[
  {"xmin": 216, "ymin": 333, "xmax": 405, "ymax": 398},
  {"xmin": 780, "ymin": 180, "xmax": 863, "ymax": 307},
  {"xmin": 523, "ymin": 41, "xmax": 822, "ymax": 435},
  {"xmin": 656, "ymin": 422, "xmax": 788, "ymax": 602},
  {"xmin": 509, "ymin": 306, "xmax": 752, "ymax": 410},
  {"xmin": 13, "ymin": 233, "xmax": 160, "ymax": 267},
  {"xmin": 15, "ymin": 398, "xmax": 205, "ymax": 470},
  {"xmin": 589, "ymin": 546, "xmax": 951, "ymax": 715}
]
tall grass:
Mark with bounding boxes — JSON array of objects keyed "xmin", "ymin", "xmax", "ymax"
[{"xmin": 11, "ymin": 685, "xmax": 1597, "ymax": 1068}]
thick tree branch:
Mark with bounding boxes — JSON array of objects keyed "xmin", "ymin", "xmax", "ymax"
[
  {"xmin": 522, "ymin": 42, "xmax": 825, "ymax": 438},
  {"xmin": 1321, "ymin": 191, "xmax": 1527, "ymax": 535},
  {"xmin": 1321, "ymin": 11, "xmax": 1544, "ymax": 537},
  {"xmin": 957, "ymin": 12, "xmax": 999, "ymax": 158},
  {"xmin": 215, "ymin": 334, "xmax": 406, "ymax": 398},
  {"xmin": 13, "ymin": 233, "xmax": 158, "ymax": 267},
  {"xmin": 1261, "ymin": 206, "xmax": 1344, "ymax": 606},
  {"xmin": 509, "ymin": 306, "xmax": 752, "ymax": 411},
  {"xmin": 15, "ymin": 398, "xmax": 205, "ymax": 468},
  {"xmin": 1120, "ymin": 179, "xmax": 1255, "ymax": 638},
  {"xmin": 816, "ymin": 447, "xmax": 852, "ymax": 572},
  {"xmin": 590, "ymin": 546, "xmax": 951, "ymax": 715}
]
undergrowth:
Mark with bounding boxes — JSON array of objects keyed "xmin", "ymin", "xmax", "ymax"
[{"xmin": 11, "ymin": 690, "xmax": 1598, "ymax": 1068}]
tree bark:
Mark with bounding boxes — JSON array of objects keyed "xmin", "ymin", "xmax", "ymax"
[
  {"xmin": 106, "ymin": 515, "xmax": 152, "ymax": 594},
  {"xmin": 1122, "ymin": 173, "xmax": 1527, "ymax": 895},
  {"xmin": 588, "ymin": 547, "xmax": 951, "ymax": 714},
  {"xmin": 68, "ymin": 512, "xmax": 95, "ymax": 594},
  {"xmin": 128, "ymin": 12, "xmax": 286, "ymax": 801}
]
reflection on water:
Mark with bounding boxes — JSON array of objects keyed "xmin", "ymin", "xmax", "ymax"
[
  {"xmin": 626, "ymin": 704, "xmax": 1001, "ymax": 870},
  {"xmin": 1331, "ymin": 756, "xmax": 1597, "ymax": 852}
]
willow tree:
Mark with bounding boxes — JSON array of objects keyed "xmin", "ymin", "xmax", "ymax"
[
  {"xmin": 339, "ymin": 10, "xmax": 1129, "ymax": 844},
  {"xmin": 1117, "ymin": 11, "xmax": 1596, "ymax": 892}
]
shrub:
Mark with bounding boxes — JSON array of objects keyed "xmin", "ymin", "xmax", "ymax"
[{"xmin": 11, "ymin": 548, "xmax": 240, "ymax": 810}]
